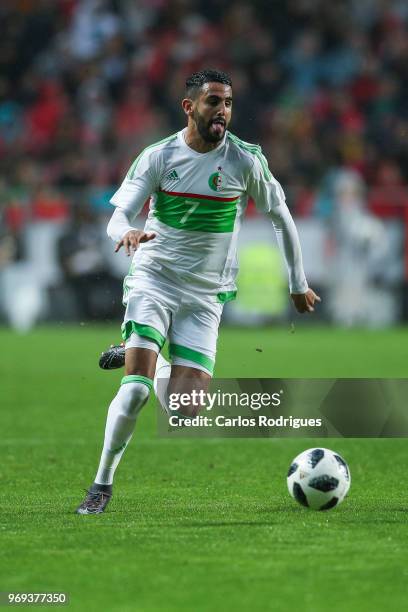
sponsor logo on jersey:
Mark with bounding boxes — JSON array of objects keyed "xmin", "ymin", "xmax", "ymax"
[
  {"xmin": 208, "ymin": 171, "xmax": 226, "ymax": 192},
  {"xmin": 165, "ymin": 169, "xmax": 180, "ymax": 181}
]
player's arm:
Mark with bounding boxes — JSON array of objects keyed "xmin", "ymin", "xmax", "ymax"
[
  {"xmin": 268, "ymin": 205, "xmax": 320, "ymax": 313},
  {"xmin": 107, "ymin": 149, "xmax": 159, "ymax": 255},
  {"xmin": 246, "ymin": 153, "xmax": 320, "ymax": 314}
]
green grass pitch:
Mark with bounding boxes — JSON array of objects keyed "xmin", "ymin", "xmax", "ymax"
[{"xmin": 1, "ymin": 324, "xmax": 408, "ymax": 611}]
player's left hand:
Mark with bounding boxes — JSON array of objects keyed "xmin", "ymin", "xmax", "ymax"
[{"xmin": 291, "ymin": 289, "xmax": 321, "ymax": 313}]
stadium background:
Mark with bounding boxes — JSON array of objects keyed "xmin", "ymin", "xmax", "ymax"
[
  {"xmin": 1, "ymin": 0, "xmax": 408, "ymax": 328},
  {"xmin": 2, "ymin": 1, "xmax": 408, "ymax": 611}
]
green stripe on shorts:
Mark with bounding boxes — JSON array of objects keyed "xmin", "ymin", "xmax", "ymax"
[
  {"xmin": 217, "ymin": 290, "xmax": 237, "ymax": 304},
  {"xmin": 169, "ymin": 344, "xmax": 214, "ymax": 374},
  {"xmin": 121, "ymin": 375, "xmax": 153, "ymax": 391},
  {"xmin": 121, "ymin": 321, "xmax": 166, "ymax": 348}
]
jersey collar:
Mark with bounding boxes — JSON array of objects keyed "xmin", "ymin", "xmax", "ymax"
[{"xmin": 179, "ymin": 128, "xmax": 227, "ymax": 156}]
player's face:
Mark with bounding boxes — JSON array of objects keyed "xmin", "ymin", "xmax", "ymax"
[{"xmin": 192, "ymin": 83, "xmax": 232, "ymax": 143}]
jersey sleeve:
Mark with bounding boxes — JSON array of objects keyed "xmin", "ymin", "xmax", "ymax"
[
  {"xmin": 246, "ymin": 151, "xmax": 308, "ymax": 294},
  {"xmin": 106, "ymin": 207, "xmax": 137, "ymax": 243},
  {"xmin": 246, "ymin": 152, "xmax": 286, "ymax": 213},
  {"xmin": 110, "ymin": 148, "xmax": 161, "ymax": 216}
]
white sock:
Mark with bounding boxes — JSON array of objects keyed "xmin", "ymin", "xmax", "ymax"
[
  {"xmin": 154, "ymin": 353, "xmax": 172, "ymax": 415},
  {"xmin": 94, "ymin": 377, "xmax": 151, "ymax": 486}
]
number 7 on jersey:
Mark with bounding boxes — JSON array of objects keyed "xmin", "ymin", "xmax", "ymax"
[{"xmin": 180, "ymin": 200, "xmax": 199, "ymax": 224}]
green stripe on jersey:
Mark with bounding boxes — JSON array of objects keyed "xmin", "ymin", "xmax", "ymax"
[
  {"xmin": 227, "ymin": 132, "xmax": 272, "ymax": 181},
  {"xmin": 127, "ymin": 133, "xmax": 178, "ymax": 180},
  {"xmin": 154, "ymin": 191, "xmax": 238, "ymax": 233}
]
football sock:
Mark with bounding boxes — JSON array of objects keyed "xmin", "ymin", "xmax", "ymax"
[
  {"xmin": 94, "ymin": 376, "xmax": 152, "ymax": 486},
  {"xmin": 154, "ymin": 353, "xmax": 172, "ymax": 415}
]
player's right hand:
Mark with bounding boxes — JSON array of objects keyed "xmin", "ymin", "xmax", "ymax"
[{"xmin": 115, "ymin": 230, "xmax": 156, "ymax": 255}]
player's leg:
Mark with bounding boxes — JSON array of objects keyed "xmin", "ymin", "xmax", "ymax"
[
  {"xmin": 76, "ymin": 291, "xmax": 170, "ymax": 514},
  {"xmin": 92, "ymin": 347, "xmax": 157, "ymax": 486},
  {"xmin": 167, "ymin": 364, "xmax": 211, "ymax": 417},
  {"xmin": 75, "ymin": 348, "xmax": 157, "ymax": 515},
  {"xmin": 99, "ymin": 343, "xmax": 172, "ymax": 414},
  {"xmin": 96, "ymin": 295, "xmax": 220, "ymax": 418},
  {"xmin": 164, "ymin": 299, "xmax": 222, "ymax": 417}
]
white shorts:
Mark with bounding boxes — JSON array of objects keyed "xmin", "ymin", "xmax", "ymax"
[{"xmin": 121, "ymin": 271, "xmax": 224, "ymax": 376}]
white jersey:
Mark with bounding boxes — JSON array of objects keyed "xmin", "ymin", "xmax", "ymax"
[{"xmin": 110, "ymin": 129, "xmax": 307, "ymax": 299}]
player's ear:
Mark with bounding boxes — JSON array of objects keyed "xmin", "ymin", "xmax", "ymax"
[{"xmin": 182, "ymin": 98, "xmax": 194, "ymax": 116}]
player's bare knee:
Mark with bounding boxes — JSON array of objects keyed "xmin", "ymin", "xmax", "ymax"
[{"xmin": 124, "ymin": 347, "xmax": 157, "ymax": 379}]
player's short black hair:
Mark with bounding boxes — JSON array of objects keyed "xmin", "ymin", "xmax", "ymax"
[{"xmin": 185, "ymin": 69, "xmax": 232, "ymax": 99}]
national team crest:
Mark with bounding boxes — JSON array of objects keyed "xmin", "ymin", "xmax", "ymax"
[{"xmin": 208, "ymin": 171, "xmax": 226, "ymax": 192}]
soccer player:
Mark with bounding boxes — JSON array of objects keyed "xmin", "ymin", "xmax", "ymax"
[{"xmin": 76, "ymin": 69, "xmax": 320, "ymax": 514}]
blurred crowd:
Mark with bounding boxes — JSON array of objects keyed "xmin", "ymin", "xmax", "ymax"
[
  {"xmin": 1, "ymin": 0, "xmax": 408, "ymax": 221},
  {"xmin": 0, "ymin": 0, "xmax": 408, "ymax": 325}
]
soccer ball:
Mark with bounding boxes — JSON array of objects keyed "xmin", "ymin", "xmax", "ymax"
[{"xmin": 287, "ymin": 448, "xmax": 351, "ymax": 510}]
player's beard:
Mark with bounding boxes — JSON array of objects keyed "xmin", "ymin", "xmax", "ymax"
[{"xmin": 192, "ymin": 109, "xmax": 226, "ymax": 143}]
